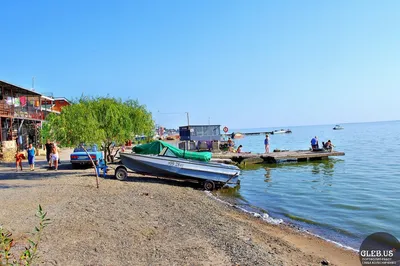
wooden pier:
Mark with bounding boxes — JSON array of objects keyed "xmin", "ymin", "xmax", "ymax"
[{"xmin": 211, "ymin": 150, "xmax": 345, "ymax": 164}]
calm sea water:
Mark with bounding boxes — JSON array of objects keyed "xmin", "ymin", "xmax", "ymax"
[{"xmin": 216, "ymin": 121, "xmax": 400, "ymax": 249}]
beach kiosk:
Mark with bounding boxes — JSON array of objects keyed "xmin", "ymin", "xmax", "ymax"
[{"xmin": 179, "ymin": 125, "xmax": 221, "ymax": 151}]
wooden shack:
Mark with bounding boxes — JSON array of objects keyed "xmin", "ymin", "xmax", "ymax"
[{"xmin": 0, "ymin": 80, "xmax": 67, "ymax": 149}]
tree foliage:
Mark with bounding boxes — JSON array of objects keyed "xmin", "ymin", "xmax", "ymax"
[{"xmin": 44, "ymin": 96, "xmax": 154, "ymax": 162}]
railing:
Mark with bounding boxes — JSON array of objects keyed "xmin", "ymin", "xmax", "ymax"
[{"xmin": 0, "ymin": 101, "xmax": 44, "ymax": 120}]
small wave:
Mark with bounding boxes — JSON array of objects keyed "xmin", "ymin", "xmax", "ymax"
[
  {"xmin": 285, "ymin": 213, "xmax": 322, "ymax": 226},
  {"xmin": 304, "ymin": 230, "xmax": 358, "ymax": 252},
  {"xmin": 330, "ymin": 203, "xmax": 362, "ymax": 210},
  {"xmin": 284, "ymin": 213, "xmax": 358, "ymax": 238},
  {"xmin": 205, "ymin": 191, "xmax": 283, "ymax": 224}
]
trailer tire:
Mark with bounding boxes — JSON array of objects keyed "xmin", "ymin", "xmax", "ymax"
[
  {"xmin": 115, "ymin": 167, "xmax": 128, "ymax": 181},
  {"xmin": 203, "ymin": 180, "xmax": 215, "ymax": 191}
]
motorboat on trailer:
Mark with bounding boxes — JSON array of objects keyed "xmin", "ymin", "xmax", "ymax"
[{"xmin": 114, "ymin": 141, "xmax": 240, "ymax": 190}]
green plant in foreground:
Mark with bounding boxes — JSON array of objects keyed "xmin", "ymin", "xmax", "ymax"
[{"xmin": 0, "ymin": 205, "xmax": 51, "ymax": 266}]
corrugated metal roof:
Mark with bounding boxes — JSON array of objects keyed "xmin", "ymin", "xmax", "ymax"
[{"xmin": 0, "ymin": 80, "xmax": 42, "ymax": 96}]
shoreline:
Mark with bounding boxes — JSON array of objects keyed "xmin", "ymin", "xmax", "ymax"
[
  {"xmin": 0, "ymin": 160, "xmax": 359, "ymax": 265},
  {"xmin": 208, "ymin": 191, "xmax": 360, "ymax": 253},
  {"xmin": 213, "ymin": 190, "xmax": 361, "ymax": 252}
]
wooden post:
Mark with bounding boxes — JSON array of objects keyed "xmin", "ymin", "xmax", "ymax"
[{"xmin": 9, "ymin": 118, "xmax": 13, "ymax": 141}]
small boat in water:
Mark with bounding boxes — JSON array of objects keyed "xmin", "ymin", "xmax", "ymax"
[
  {"xmin": 333, "ymin": 125, "xmax": 344, "ymax": 130},
  {"xmin": 114, "ymin": 141, "xmax": 240, "ymax": 190},
  {"xmin": 271, "ymin": 129, "xmax": 292, "ymax": 134}
]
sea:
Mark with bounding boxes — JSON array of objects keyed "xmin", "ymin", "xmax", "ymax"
[{"xmin": 215, "ymin": 120, "xmax": 400, "ymax": 250}]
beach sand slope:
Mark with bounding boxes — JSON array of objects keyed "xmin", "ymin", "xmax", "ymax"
[{"xmin": 0, "ymin": 163, "xmax": 358, "ymax": 265}]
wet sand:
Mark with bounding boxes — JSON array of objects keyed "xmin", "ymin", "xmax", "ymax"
[{"xmin": 0, "ymin": 158, "xmax": 359, "ymax": 265}]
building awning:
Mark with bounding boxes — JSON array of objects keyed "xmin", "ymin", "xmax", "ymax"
[
  {"xmin": 0, "ymin": 80, "xmax": 42, "ymax": 96},
  {"xmin": 41, "ymin": 95, "xmax": 54, "ymax": 101},
  {"xmin": 54, "ymin": 97, "xmax": 71, "ymax": 105}
]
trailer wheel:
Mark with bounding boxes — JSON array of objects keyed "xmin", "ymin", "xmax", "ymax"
[
  {"xmin": 203, "ymin": 180, "xmax": 215, "ymax": 191},
  {"xmin": 115, "ymin": 167, "xmax": 128, "ymax": 181}
]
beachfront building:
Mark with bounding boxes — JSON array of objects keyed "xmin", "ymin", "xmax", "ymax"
[
  {"xmin": 52, "ymin": 97, "xmax": 71, "ymax": 112},
  {"xmin": 40, "ymin": 97, "xmax": 71, "ymax": 116},
  {"xmin": 179, "ymin": 125, "xmax": 221, "ymax": 150},
  {"xmin": 0, "ymin": 80, "xmax": 70, "ymax": 148},
  {"xmin": 179, "ymin": 125, "xmax": 221, "ymax": 142}
]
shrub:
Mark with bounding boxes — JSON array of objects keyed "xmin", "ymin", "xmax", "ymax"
[{"xmin": 0, "ymin": 205, "xmax": 50, "ymax": 266}]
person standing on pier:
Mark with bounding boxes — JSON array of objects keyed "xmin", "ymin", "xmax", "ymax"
[
  {"xmin": 264, "ymin": 134, "xmax": 270, "ymax": 153},
  {"xmin": 227, "ymin": 138, "xmax": 234, "ymax": 152}
]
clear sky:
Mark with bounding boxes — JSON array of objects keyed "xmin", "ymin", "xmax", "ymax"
[{"xmin": 1, "ymin": 0, "xmax": 399, "ymax": 129}]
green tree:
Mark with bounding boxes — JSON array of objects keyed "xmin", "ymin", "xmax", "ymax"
[{"xmin": 44, "ymin": 96, "xmax": 154, "ymax": 188}]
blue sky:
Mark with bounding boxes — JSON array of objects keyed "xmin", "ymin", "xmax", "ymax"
[{"xmin": 1, "ymin": 0, "xmax": 399, "ymax": 129}]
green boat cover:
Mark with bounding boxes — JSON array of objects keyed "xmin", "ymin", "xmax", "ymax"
[{"xmin": 133, "ymin": 140, "xmax": 212, "ymax": 162}]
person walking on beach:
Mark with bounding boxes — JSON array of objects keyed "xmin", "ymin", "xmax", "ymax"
[
  {"xmin": 51, "ymin": 144, "xmax": 59, "ymax": 171},
  {"xmin": 264, "ymin": 134, "xmax": 270, "ymax": 153},
  {"xmin": 45, "ymin": 139, "xmax": 54, "ymax": 168},
  {"xmin": 27, "ymin": 143, "xmax": 36, "ymax": 171}
]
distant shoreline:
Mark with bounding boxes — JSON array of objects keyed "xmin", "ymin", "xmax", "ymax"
[{"xmin": 227, "ymin": 119, "xmax": 400, "ymax": 132}]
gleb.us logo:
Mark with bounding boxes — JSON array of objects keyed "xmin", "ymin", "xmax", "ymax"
[{"xmin": 359, "ymin": 232, "xmax": 399, "ymax": 266}]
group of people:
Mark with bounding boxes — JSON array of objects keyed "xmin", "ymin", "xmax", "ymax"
[
  {"xmin": 226, "ymin": 134, "xmax": 334, "ymax": 154},
  {"xmin": 227, "ymin": 134, "xmax": 270, "ymax": 153},
  {"xmin": 45, "ymin": 139, "xmax": 59, "ymax": 170},
  {"xmin": 227, "ymin": 138, "xmax": 251, "ymax": 154},
  {"xmin": 15, "ymin": 143, "xmax": 37, "ymax": 171},
  {"xmin": 15, "ymin": 139, "xmax": 59, "ymax": 171},
  {"xmin": 311, "ymin": 136, "xmax": 334, "ymax": 151}
]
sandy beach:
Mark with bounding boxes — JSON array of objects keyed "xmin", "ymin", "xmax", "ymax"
[{"xmin": 0, "ymin": 155, "xmax": 359, "ymax": 266}]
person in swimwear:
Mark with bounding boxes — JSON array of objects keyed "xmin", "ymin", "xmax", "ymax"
[{"xmin": 15, "ymin": 148, "xmax": 26, "ymax": 172}]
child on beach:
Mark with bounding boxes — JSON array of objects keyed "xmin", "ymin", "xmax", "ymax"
[
  {"xmin": 27, "ymin": 143, "xmax": 36, "ymax": 171},
  {"xmin": 51, "ymin": 144, "xmax": 59, "ymax": 171},
  {"xmin": 15, "ymin": 149, "xmax": 26, "ymax": 172}
]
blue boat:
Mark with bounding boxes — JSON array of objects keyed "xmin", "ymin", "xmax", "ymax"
[{"xmin": 114, "ymin": 146, "xmax": 240, "ymax": 190}]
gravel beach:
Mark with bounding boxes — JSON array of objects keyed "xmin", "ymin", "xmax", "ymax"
[{"xmin": 0, "ymin": 154, "xmax": 359, "ymax": 266}]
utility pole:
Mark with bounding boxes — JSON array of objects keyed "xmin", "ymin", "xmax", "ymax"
[{"xmin": 185, "ymin": 112, "xmax": 190, "ymax": 151}]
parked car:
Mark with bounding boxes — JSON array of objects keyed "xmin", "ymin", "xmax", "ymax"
[{"xmin": 70, "ymin": 144, "xmax": 104, "ymax": 168}]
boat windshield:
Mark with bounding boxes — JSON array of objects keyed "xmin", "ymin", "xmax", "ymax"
[{"xmin": 159, "ymin": 147, "xmax": 177, "ymax": 158}]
